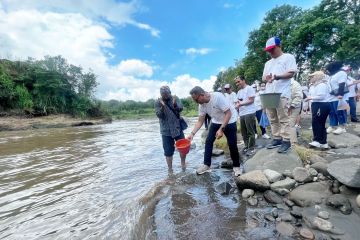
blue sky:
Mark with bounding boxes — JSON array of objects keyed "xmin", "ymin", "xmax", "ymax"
[{"xmin": 0, "ymin": 0, "xmax": 320, "ymax": 101}]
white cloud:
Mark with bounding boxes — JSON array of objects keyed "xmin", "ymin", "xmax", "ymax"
[
  {"xmin": 223, "ymin": 3, "xmax": 234, "ymax": 9},
  {"xmin": 180, "ymin": 48, "xmax": 214, "ymax": 56},
  {"xmin": 116, "ymin": 59, "xmax": 153, "ymax": 78}
]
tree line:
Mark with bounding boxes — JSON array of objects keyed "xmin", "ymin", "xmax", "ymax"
[{"xmin": 214, "ymin": 0, "xmax": 360, "ymax": 90}]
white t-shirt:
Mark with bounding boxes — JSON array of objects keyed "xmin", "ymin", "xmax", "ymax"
[
  {"xmin": 328, "ymin": 71, "xmax": 347, "ymax": 102},
  {"xmin": 198, "ymin": 92, "xmax": 238, "ymax": 124},
  {"xmin": 263, "ymin": 53, "xmax": 298, "ymax": 99},
  {"xmin": 347, "ymin": 76, "xmax": 357, "ymax": 98},
  {"xmin": 236, "ymin": 85, "xmax": 256, "ymax": 116},
  {"xmin": 309, "ymin": 82, "xmax": 330, "ymax": 103},
  {"xmin": 254, "ymin": 92, "xmax": 262, "ymax": 111},
  {"xmin": 225, "ymin": 92, "xmax": 238, "ymax": 105}
]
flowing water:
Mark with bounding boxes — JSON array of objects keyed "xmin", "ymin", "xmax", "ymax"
[{"xmin": 0, "ymin": 119, "xmax": 276, "ymax": 240}]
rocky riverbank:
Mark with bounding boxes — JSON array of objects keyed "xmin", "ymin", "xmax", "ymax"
[{"xmin": 0, "ymin": 114, "xmax": 112, "ymax": 131}]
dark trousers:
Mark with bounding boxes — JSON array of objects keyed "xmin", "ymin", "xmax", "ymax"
[
  {"xmin": 311, "ymin": 102, "xmax": 331, "ymax": 144},
  {"xmin": 241, "ymin": 113, "xmax": 257, "ymax": 149},
  {"xmin": 204, "ymin": 114, "xmax": 211, "ymax": 129},
  {"xmin": 347, "ymin": 97, "xmax": 358, "ymax": 121},
  {"xmin": 204, "ymin": 122, "xmax": 241, "ymax": 167},
  {"xmin": 255, "ymin": 110, "xmax": 266, "ymax": 135}
]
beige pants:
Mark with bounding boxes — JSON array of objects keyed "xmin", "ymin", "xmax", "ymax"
[
  {"xmin": 288, "ymin": 107, "xmax": 300, "ymax": 144},
  {"xmin": 266, "ymin": 98, "xmax": 291, "ymax": 141}
]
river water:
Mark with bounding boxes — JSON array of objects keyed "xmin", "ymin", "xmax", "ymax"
[{"xmin": 0, "ymin": 119, "xmax": 276, "ymax": 240}]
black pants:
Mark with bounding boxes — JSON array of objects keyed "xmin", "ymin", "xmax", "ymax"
[
  {"xmin": 311, "ymin": 102, "xmax": 331, "ymax": 144},
  {"xmin": 240, "ymin": 113, "xmax": 257, "ymax": 149},
  {"xmin": 204, "ymin": 122, "xmax": 241, "ymax": 167},
  {"xmin": 205, "ymin": 114, "xmax": 211, "ymax": 129}
]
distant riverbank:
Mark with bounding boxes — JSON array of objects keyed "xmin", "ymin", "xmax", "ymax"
[{"xmin": 0, "ymin": 114, "xmax": 112, "ymax": 131}]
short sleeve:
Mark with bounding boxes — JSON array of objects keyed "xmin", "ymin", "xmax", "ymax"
[
  {"xmin": 248, "ymin": 86, "xmax": 256, "ymax": 97},
  {"xmin": 285, "ymin": 54, "xmax": 298, "ymax": 73}
]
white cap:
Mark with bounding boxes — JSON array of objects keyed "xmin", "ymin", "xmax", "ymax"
[{"xmin": 224, "ymin": 83, "xmax": 230, "ymax": 89}]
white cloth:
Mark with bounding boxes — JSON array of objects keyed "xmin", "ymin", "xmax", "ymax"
[
  {"xmin": 309, "ymin": 82, "xmax": 330, "ymax": 103},
  {"xmin": 236, "ymin": 85, "xmax": 256, "ymax": 116},
  {"xmin": 198, "ymin": 92, "xmax": 238, "ymax": 124},
  {"xmin": 225, "ymin": 92, "xmax": 238, "ymax": 105},
  {"xmin": 347, "ymin": 76, "xmax": 357, "ymax": 98},
  {"xmin": 254, "ymin": 92, "xmax": 262, "ymax": 111},
  {"xmin": 328, "ymin": 71, "xmax": 347, "ymax": 102},
  {"xmin": 263, "ymin": 53, "xmax": 298, "ymax": 99}
]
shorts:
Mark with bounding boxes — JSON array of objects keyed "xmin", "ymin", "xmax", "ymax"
[{"xmin": 162, "ymin": 132, "xmax": 185, "ymax": 157}]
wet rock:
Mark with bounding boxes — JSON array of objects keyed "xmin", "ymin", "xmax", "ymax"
[
  {"xmin": 276, "ymin": 203, "xmax": 290, "ymax": 211},
  {"xmin": 288, "ymin": 182, "xmax": 332, "ymax": 207},
  {"xmin": 270, "ymin": 177, "xmax": 296, "ymax": 191},
  {"xmin": 284, "ymin": 199, "xmax": 295, "ymax": 207},
  {"xmin": 272, "ymin": 188, "xmax": 289, "ymax": 196},
  {"xmin": 212, "ymin": 148, "xmax": 224, "ymax": 156},
  {"xmin": 318, "ymin": 211, "xmax": 330, "ymax": 220},
  {"xmin": 276, "ymin": 222, "xmax": 295, "ymax": 236},
  {"xmin": 264, "ymin": 213, "xmax": 275, "ymax": 222},
  {"xmin": 247, "ymin": 197, "xmax": 258, "ymax": 206},
  {"xmin": 210, "ymin": 174, "xmax": 221, "ymax": 182},
  {"xmin": 263, "ymin": 169, "xmax": 283, "ymax": 183},
  {"xmin": 271, "ymin": 208, "xmax": 278, "ymax": 218},
  {"xmin": 290, "ymin": 206, "xmax": 302, "ymax": 218},
  {"xmin": 220, "ymin": 159, "xmax": 233, "ymax": 169},
  {"xmin": 279, "ymin": 213, "xmax": 293, "ymax": 222},
  {"xmin": 311, "ymin": 162, "xmax": 329, "ymax": 176},
  {"xmin": 292, "ymin": 167, "xmax": 312, "ymax": 183},
  {"xmin": 326, "ymin": 194, "xmax": 352, "ymax": 215},
  {"xmin": 328, "ymin": 158, "xmax": 360, "ymax": 188},
  {"xmin": 244, "ymin": 148, "xmax": 302, "ymax": 175},
  {"xmin": 235, "ymin": 170, "xmax": 270, "ymax": 191},
  {"xmin": 216, "ymin": 182, "xmax": 232, "ymax": 195},
  {"xmin": 311, "ymin": 217, "xmax": 334, "ymax": 232},
  {"xmin": 241, "ymin": 189, "xmax": 255, "ymax": 199},
  {"xmin": 309, "ymin": 155, "xmax": 327, "ymax": 164},
  {"xmin": 299, "ymin": 228, "xmax": 315, "ymax": 239},
  {"xmin": 327, "ymin": 132, "xmax": 360, "ymax": 148},
  {"xmin": 263, "ymin": 190, "xmax": 283, "ymax": 204},
  {"xmin": 356, "ymin": 194, "xmax": 360, "ymax": 208},
  {"xmin": 309, "ymin": 168, "xmax": 318, "ymax": 177}
]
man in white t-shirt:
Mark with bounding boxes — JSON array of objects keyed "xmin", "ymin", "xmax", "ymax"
[
  {"xmin": 224, "ymin": 83, "xmax": 238, "ymax": 106},
  {"xmin": 187, "ymin": 86, "xmax": 242, "ymax": 176},
  {"xmin": 235, "ymin": 76, "xmax": 257, "ymax": 156},
  {"xmin": 262, "ymin": 36, "xmax": 298, "ymax": 153}
]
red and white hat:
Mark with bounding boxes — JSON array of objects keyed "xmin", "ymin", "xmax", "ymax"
[{"xmin": 264, "ymin": 37, "xmax": 281, "ymax": 51}]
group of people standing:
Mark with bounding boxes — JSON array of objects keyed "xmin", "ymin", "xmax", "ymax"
[{"xmin": 155, "ymin": 36, "xmax": 360, "ymax": 176}]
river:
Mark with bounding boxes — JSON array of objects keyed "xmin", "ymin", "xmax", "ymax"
[{"xmin": 0, "ymin": 118, "xmax": 278, "ymax": 240}]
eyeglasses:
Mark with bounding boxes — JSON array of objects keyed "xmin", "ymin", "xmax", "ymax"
[{"xmin": 192, "ymin": 94, "xmax": 201, "ymax": 103}]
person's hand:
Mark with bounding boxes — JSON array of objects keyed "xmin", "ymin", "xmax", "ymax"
[
  {"xmin": 158, "ymin": 98, "xmax": 165, "ymax": 107},
  {"xmin": 235, "ymin": 101, "xmax": 241, "ymax": 110},
  {"xmin": 288, "ymin": 107, "xmax": 293, "ymax": 116},
  {"xmin": 265, "ymin": 73, "xmax": 275, "ymax": 83},
  {"xmin": 337, "ymin": 95, "xmax": 343, "ymax": 99},
  {"xmin": 304, "ymin": 97, "xmax": 311, "ymax": 102},
  {"xmin": 215, "ymin": 129, "xmax": 224, "ymax": 139},
  {"xmin": 172, "ymin": 96, "xmax": 177, "ymax": 107},
  {"xmin": 186, "ymin": 134, "xmax": 193, "ymax": 141}
]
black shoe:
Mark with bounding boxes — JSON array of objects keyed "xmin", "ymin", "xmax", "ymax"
[
  {"xmin": 351, "ymin": 118, "xmax": 359, "ymax": 122},
  {"xmin": 266, "ymin": 139, "xmax": 282, "ymax": 149},
  {"xmin": 277, "ymin": 141, "xmax": 291, "ymax": 153}
]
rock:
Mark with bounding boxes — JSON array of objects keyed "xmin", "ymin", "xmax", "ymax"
[
  {"xmin": 311, "ymin": 162, "xmax": 329, "ymax": 176},
  {"xmin": 318, "ymin": 173, "xmax": 326, "ymax": 181},
  {"xmin": 279, "ymin": 213, "xmax": 293, "ymax": 222},
  {"xmin": 210, "ymin": 174, "xmax": 220, "ymax": 182},
  {"xmin": 272, "ymin": 188, "xmax": 289, "ymax": 196},
  {"xmin": 290, "ymin": 206, "xmax": 302, "ymax": 218},
  {"xmin": 299, "ymin": 228, "xmax": 315, "ymax": 240},
  {"xmin": 243, "ymin": 148, "xmax": 303, "ymax": 175},
  {"xmin": 215, "ymin": 182, "xmax": 232, "ymax": 195},
  {"xmin": 288, "ymin": 182, "xmax": 332, "ymax": 207},
  {"xmin": 271, "ymin": 177, "xmax": 296, "ymax": 191},
  {"xmin": 309, "ymin": 168, "xmax": 318, "ymax": 177},
  {"xmin": 331, "ymin": 187, "xmax": 340, "ymax": 194},
  {"xmin": 276, "ymin": 203, "xmax": 290, "ymax": 211},
  {"xmin": 318, "ymin": 211, "xmax": 330, "ymax": 220},
  {"xmin": 241, "ymin": 189, "xmax": 255, "ymax": 199},
  {"xmin": 293, "ymin": 167, "xmax": 312, "ymax": 183},
  {"xmin": 356, "ymin": 194, "xmax": 360, "ymax": 208},
  {"xmin": 263, "ymin": 169, "xmax": 283, "ymax": 183},
  {"xmin": 283, "ymin": 170, "xmax": 293, "ymax": 178},
  {"xmin": 235, "ymin": 170, "xmax": 270, "ymax": 191},
  {"xmin": 263, "ymin": 190, "xmax": 283, "ymax": 204},
  {"xmin": 271, "ymin": 208, "xmax": 278, "ymax": 218},
  {"xmin": 264, "ymin": 214, "xmax": 275, "ymax": 222},
  {"xmin": 212, "ymin": 148, "xmax": 224, "ymax": 156},
  {"xmin": 333, "ymin": 180, "xmax": 340, "ymax": 188},
  {"xmin": 276, "ymin": 222, "xmax": 295, "ymax": 236},
  {"xmin": 326, "ymin": 194, "xmax": 352, "ymax": 215},
  {"xmin": 311, "ymin": 217, "xmax": 333, "ymax": 232},
  {"xmin": 309, "ymin": 155, "xmax": 327, "ymax": 164},
  {"xmin": 328, "ymin": 158, "xmax": 360, "ymax": 188},
  {"xmin": 284, "ymin": 199, "xmax": 295, "ymax": 207},
  {"xmin": 247, "ymin": 197, "xmax": 258, "ymax": 206},
  {"xmin": 220, "ymin": 159, "xmax": 233, "ymax": 169},
  {"xmin": 327, "ymin": 132, "xmax": 360, "ymax": 148},
  {"xmin": 313, "ymin": 177, "xmax": 318, "ymax": 182},
  {"xmin": 339, "ymin": 185, "xmax": 356, "ymax": 195}
]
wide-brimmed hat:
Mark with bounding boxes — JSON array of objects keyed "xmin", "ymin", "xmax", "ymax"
[{"xmin": 308, "ymin": 71, "xmax": 325, "ymax": 82}]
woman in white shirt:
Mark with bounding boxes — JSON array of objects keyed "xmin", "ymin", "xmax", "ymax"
[
  {"xmin": 253, "ymin": 83, "xmax": 270, "ymax": 139},
  {"xmin": 305, "ymin": 71, "xmax": 331, "ymax": 149}
]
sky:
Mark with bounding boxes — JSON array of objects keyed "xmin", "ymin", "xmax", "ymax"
[{"xmin": 0, "ymin": 0, "xmax": 320, "ymax": 101}]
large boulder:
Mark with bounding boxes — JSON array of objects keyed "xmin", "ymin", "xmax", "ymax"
[
  {"xmin": 327, "ymin": 133, "xmax": 360, "ymax": 148},
  {"xmin": 244, "ymin": 148, "xmax": 303, "ymax": 175},
  {"xmin": 328, "ymin": 158, "xmax": 360, "ymax": 188},
  {"xmin": 288, "ymin": 182, "xmax": 332, "ymax": 207},
  {"xmin": 235, "ymin": 170, "xmax": 270, "ymax": 191}
]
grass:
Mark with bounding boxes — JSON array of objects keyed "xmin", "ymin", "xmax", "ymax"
[{"xmin": 293, "ymin": 144, "xmax": 317, "ymax": 164}]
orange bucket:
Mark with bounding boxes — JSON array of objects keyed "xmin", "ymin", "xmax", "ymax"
[{"xmin": 175, "ymin": 139, "xmax": 191, "ymax": 155}]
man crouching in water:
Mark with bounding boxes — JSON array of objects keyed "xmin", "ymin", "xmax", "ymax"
[{"xmin": 186, "ymin": 86, "xmax": 242, "ymax": 176}]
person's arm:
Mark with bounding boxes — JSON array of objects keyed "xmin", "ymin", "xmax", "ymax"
[
  {"xmin": 274, "ymin": 71, "xmax": 296, "ymax": 80},
  {"xmin": 274, "ymin": 54, "xmax": 297, "ymax": 80},
  {"xmin": 187, "ymin": 115, "xmax": 205, "ymax": 141},
  {"xmin": 239, "ymin": 96, "xmax": 255, "ymax": 106},
  {"xmin": 290, "ymin": 82, "xmax": 302, "ymax": 108},
  {"xmin": 154, "ymin": 100, "xmax": 165, "ymax": 118},
  {"xmin": 173, "ymin": 96, "xmax": 183, "ymax": 113}
]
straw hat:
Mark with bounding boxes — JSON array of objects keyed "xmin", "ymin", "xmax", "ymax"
[{"xmin": 308, "ymin": 71, "xmax": 325, "ymax": 82}]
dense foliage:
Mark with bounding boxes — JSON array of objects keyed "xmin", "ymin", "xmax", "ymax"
[
  {"xmin": 214, "ymin": 0, "xmax": 360, "ymax": 90},
  {"xmin": 0, "ymin": 56, "xmax": 105, "ymax": 117}
]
